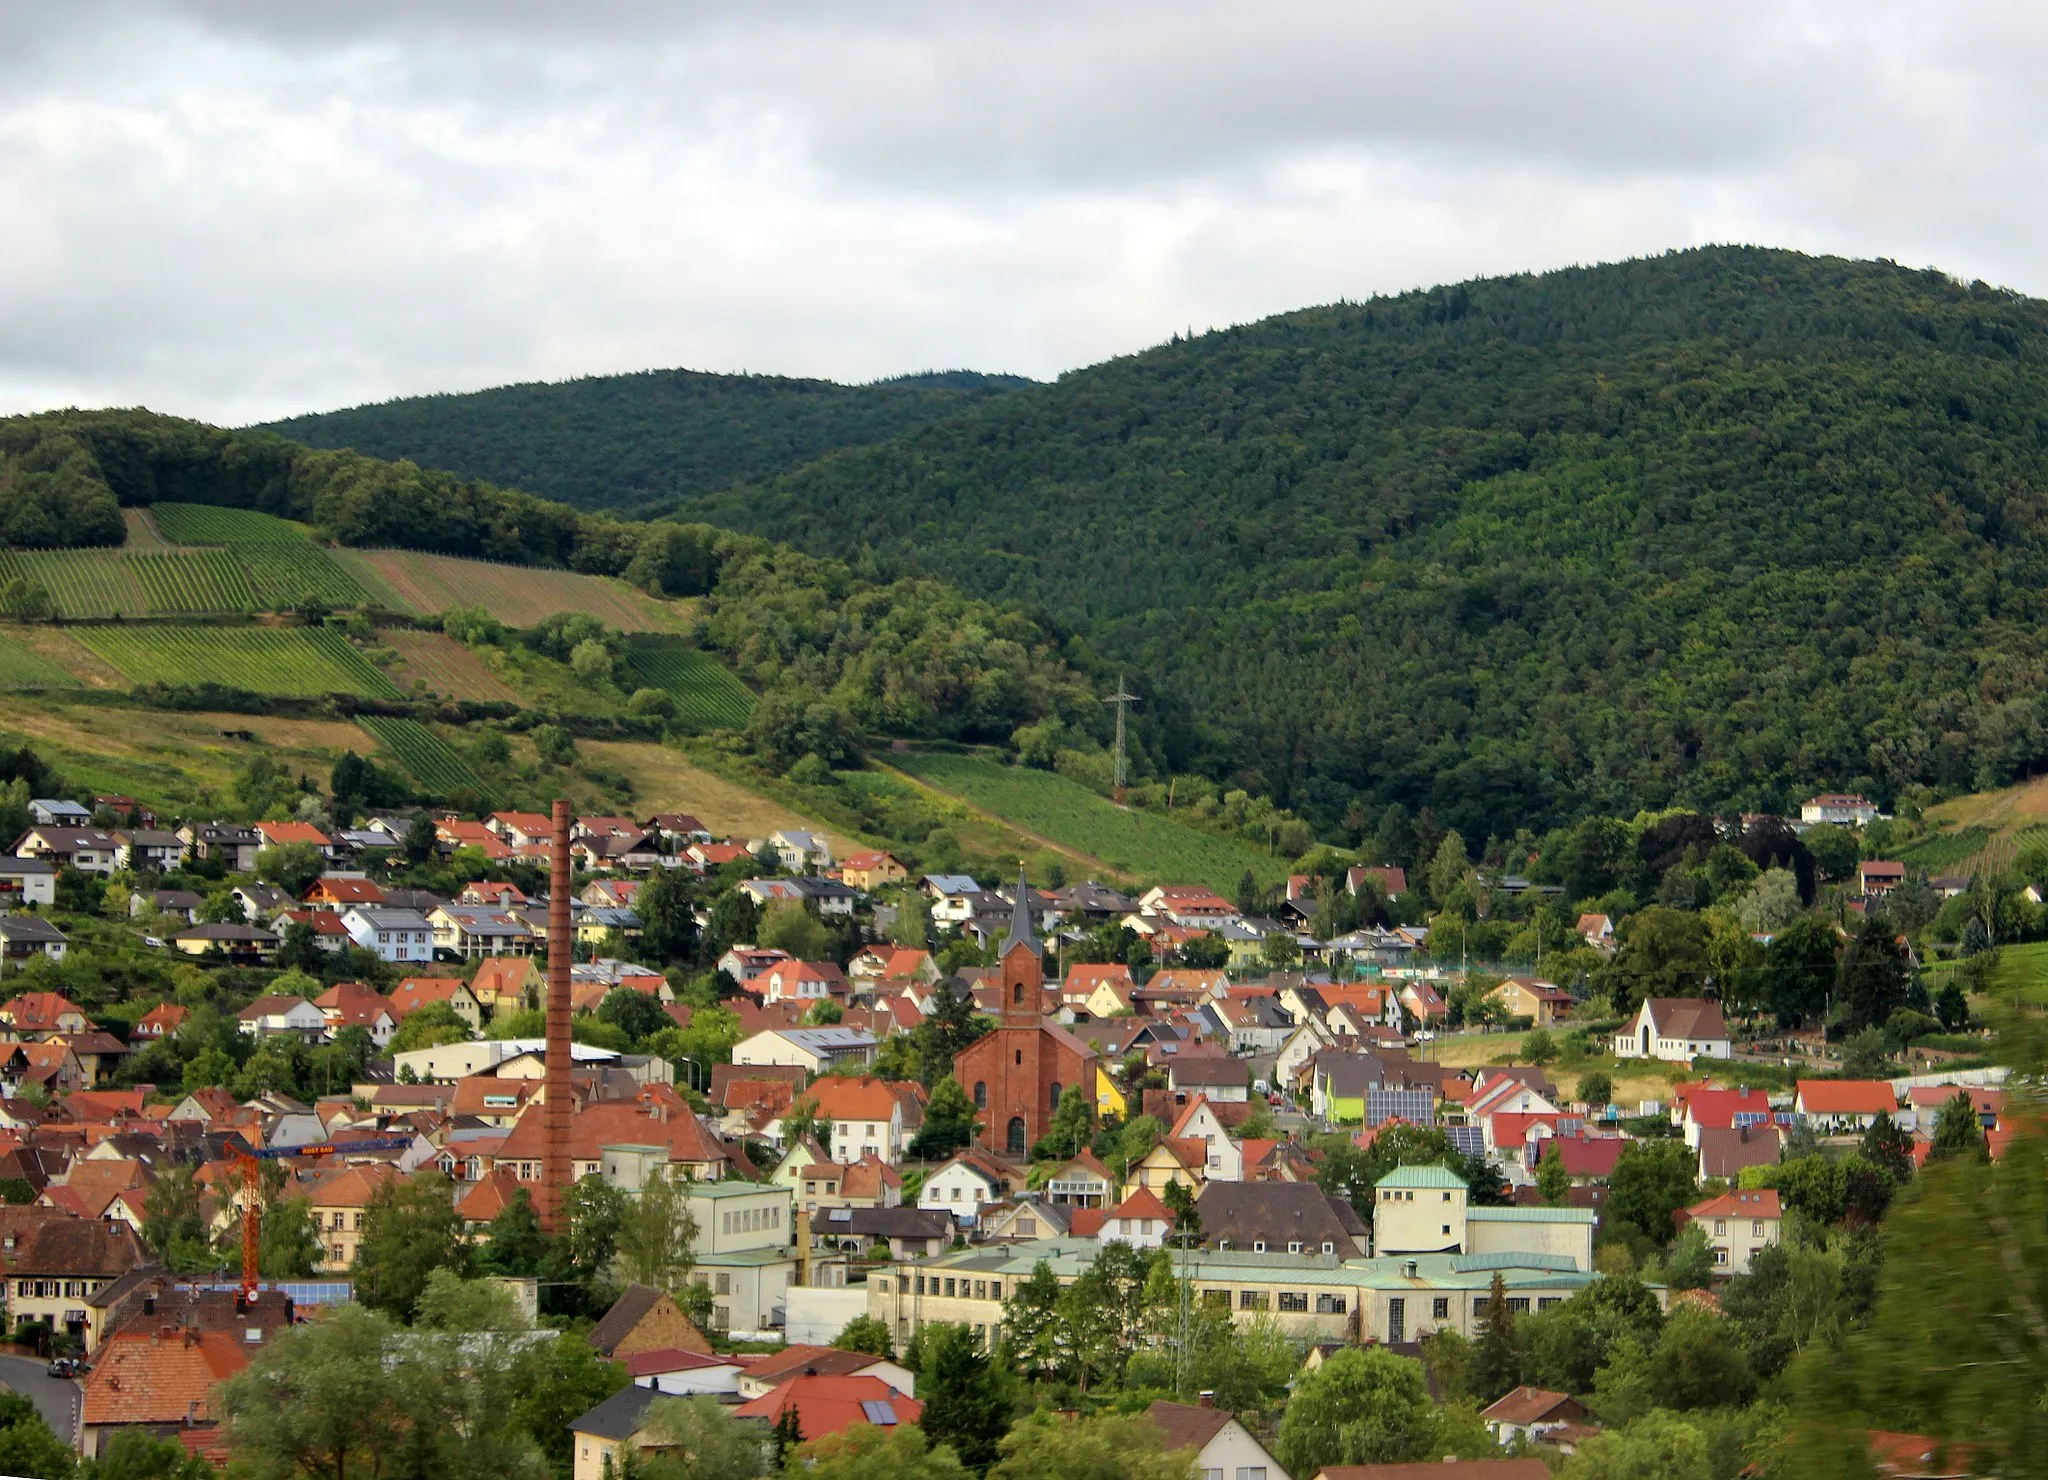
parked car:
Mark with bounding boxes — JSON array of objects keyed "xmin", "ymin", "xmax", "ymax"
[{"xmin": 45, "ymin": 1357, "xmax": 74, "ymax": 1377}]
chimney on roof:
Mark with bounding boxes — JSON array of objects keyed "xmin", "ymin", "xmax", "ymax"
[{"xmin": 1197, "ymin": 1391, "xmax": 1215, "ymax": 1408}]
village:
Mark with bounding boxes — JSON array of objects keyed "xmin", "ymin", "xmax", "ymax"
[{"xmin": 0, "ymin": 782, "xmax": 2006, "ymax": 1480}]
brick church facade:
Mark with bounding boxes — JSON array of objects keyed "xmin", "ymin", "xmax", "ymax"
[{"xmin": 952, "ymin": 872, "xmax": 1097, "ymax": 1158}]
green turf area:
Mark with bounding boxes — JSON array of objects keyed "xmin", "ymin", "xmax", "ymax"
[
  {"xmin": 623, "ymin": 641, "xmax": 755, "ymax": 728},
  {"xmin": 356, "ymin": 715, "xmax": 483, "ymax": 794},
  {"xmin": 1926, "ymin": 940, "xmax": 2048, "ymax": 1006},
  {"xmin": 150, "ymin": 503, "xmax": 315, "ymax": 543},
  {"xmin": 76, "ymin": 625, "xmax": 403, "ymax": 698},
  {"xmin": 0, "ymin": 636, "xmax": 82, "ymax": 690},
  {"xmin": 890, "ymin": 751, "xmax": 1291, "ymax": 889}
]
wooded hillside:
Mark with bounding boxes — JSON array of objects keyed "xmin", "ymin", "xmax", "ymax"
[
  {"xmin": 662, "ymin": 247, "xmax": 2048, "ymax": 838},
  {"xmin": 261, "ymin": 367, "xmax": 1032, "ymax": 512}
]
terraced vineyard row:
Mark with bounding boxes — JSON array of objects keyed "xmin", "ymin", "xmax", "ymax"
[
  {"xmin": 76, "ymin": 626, "xmax": 403, "ymax": 698},
  {"xmin": 239, "ymin": 544, "xmax": 379, "ymax": 608},
  {"xmin": 129, "ymin": 550, "xmax": 258, "ymax": 613},
  {"xmin": 356, "ymin": 715, "xmax": 484, "ymax": 794},
  {"xmin": 0, "ymin": 635, "xmax": 82, "ymax": 689},
  {"xmin": 0, "ymin": 549, "xmax": 150, "ymax": 618},
  {"xmin": 623, "ymin": 643, "xmax": 756, "ymax": 727}
]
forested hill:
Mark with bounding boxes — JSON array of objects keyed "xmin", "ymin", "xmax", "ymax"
[
  {"xmin": 260, "ymin": 367, "xmax": 1033, "ymax": 513},
  {"xmin": 664, "ymin": 246, "xmax": 2048, "ymax": 838}
]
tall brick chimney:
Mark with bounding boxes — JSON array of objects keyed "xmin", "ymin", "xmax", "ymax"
[{"xmin": 539, "ymin": 799, "xmax": 573, "ymax": 1233}]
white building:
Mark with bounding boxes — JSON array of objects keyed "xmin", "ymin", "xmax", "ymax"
[
  {"xmin": 340, "ymin": 906, "xmax": 437, "ymax": 964},
  {"xmin": 1799, "ymin": 793, "xmax": 1880, "ymax": 828},
  {"xmin": 732, "ymin": 1026, "xmax": 877, "ymax": 1074},
  {"xmin": 1612, "ymin": 997, "xmax": 1732, "ymax": 1063}
]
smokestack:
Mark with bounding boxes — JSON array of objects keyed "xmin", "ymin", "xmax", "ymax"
[{"xmin": 540, "ymin": 799, "xmax": 573, "ymax": 1233}]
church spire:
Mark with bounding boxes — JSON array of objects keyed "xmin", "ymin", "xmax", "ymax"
[{"xmin": 1003, "ymin": 864, "xmax": 1041, "ymax": 958}]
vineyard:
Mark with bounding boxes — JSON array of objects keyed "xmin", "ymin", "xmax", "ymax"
[
  {"xmin": 239, "ymin": 544, "xmax": 379, "ymax": 608},
  {"xmin": 623, "ymin": 642, "xmax": 755, "ymax": 728},
  {"xmin": 383, "ymin": 630, "xmax": 521, "ymax": 702},
  {"xmin": 150, "ymin": 503, "xmax": 313, "ymax": 543},
  {"xmin": 344, "ymin": 549, "xmax": 683, "ymax": 631},
  {"xmin": 76, "ymin": 626, "xmax": 404, "ymax": 699},
  {"xmin": 889, "ymin": 751, "xmax": 1291, "ymax": 890},
  {"xmin": 0, "ymin": 636, "xmax": 81, "ymax": 690},
  {"xmin": 356, "ymin": 715, "xmax": 484, "ymax": 795},
  {"xmin": 129, "ymin": 551, "xmax": 258, "ymax": 614}
]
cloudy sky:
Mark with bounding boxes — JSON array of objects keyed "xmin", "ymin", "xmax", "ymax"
[{"xmin": 3, "ymin": 1, "xmax": 2044, "ymax": 424}]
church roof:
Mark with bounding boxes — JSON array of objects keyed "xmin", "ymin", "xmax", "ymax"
[{"xmin": 1002, "ymin": 866, "xmax": 1041, "ymax": 958}]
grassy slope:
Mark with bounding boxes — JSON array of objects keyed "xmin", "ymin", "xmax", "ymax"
[
  {"xmin": 261, "ymin": 368, "xmax": 1034, "ymax": 513},
  {"xmin": 888, "ymin": 751, "xmax": 1291, "ymax": 891}
]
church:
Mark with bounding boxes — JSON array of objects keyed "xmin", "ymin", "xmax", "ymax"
[{"xmin": 951, "ymin": 871, "xmax": 1098, "ymax": 1158}]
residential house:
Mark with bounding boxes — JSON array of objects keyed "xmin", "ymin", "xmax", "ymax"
[
  {"xmin": 131, "ymin": 889, "xmax": 203, "ymax": 924},
  {"xmin": 921, "ymin": 874, "xmax": 983, "ymax": 923},
  {"xmin": 794, "ymin": 1077, "xmax": 908, "ymax": 1164},
  {"xmin": 429, "ymin": 904, "xmax": 535, "ymax": 959},
  {"xmin": 1794, "ymin": 1080, "xmax": 1900, "ymax": 1134},
  {"xmin": 1576, "ymin": 914, "xmax": 1615, "ymax": 952},
  {"xmin": 786, "ymin": 1152, "xmax": 902, "ymax": 1216},
  {"xmin": 391, "ymin": 976, "xmax": 484, "ymax": 1029},
  {"xmin": 640, "ymin": 813, "xmax": 711, "ymax": 846},
  {"xmin": 766, "ymin": 829, "xmax": 833, "ymax": 872},
  {"xmin": 302, "ymin": 875, "xmax": 388, "ymax": 913},
  {"xmin": 77, "ymin": 1326, "xmax": 250, "ymax": 1460},
  {"xmin": 275, "ymin": 909, "xmax": 353, "ymax": 955},
  {"xmin": 27, "ymin": 800, "xmax": 90, "ymax": 826},
  {"xmin": 1169, "ymin": 1097, "xmax": 1244, "ymax": 1181},
  {"xmin": 716, "ymin": 946, "xmax": 794, "ymax": 986},
  {"xmin": 1147, "ymin": 1400, "xmax": 1292, "ymax": 1480},
  {"xmin": 112, "ymin": 829, "xmax": 187, "ymax": 872},
  {"xmin": 732, "ymin": 1027, "xmax": 877, "ymax": 1075},
  {"xmin": 918, "ymin": 1148, "xmax": 1017, "ymax": 1222},
  {"xmin": 307, "ymin": 1164, "xmax": 402, "ymax": 1271},
  {"xmin": 814, "ymin": 1205, "xmax": 953, "ymax": 1260},
  {"xmin": 256, "ymin": 820, "xmax": 337, "ymax": 859},
  {"xmin": 1347, "ymin": 864, "xmax": 1408, "ymax": 898},
  {"xmin": 1800, "ymin": 793, "xmax": 1880, "ymax": 827},
  {"xmin": 1684, "ymin": 1187, "xmax": 1782, "ymax": 1275},
  {"xmin": 470, "ymin": 957, "xmax": 544, "ymax": 1018},
  {"xmin": 1612, "ymin": 997, "xmax": 1732, "ymax": 1063},
  {"xmin": 1397, "ymin": 979, "xmax": 1448, "ymax": 1028},
  {"xmin": 235, "ymin": 996, "xmax": 329, "ymax": 1042},
  {"xmin": 1696, "ymin": 1124, "xmax": 1786, "ymax": 1182},
  {"xmin": 568, "ymin": 1386, "xmax": 666, "ymax": 1480},
  {"xmin": 1491, "ymin": 977, "xmax": 1573, "ymax": 1027},
  {"xmin": 756, "ymin": 958, "xmax": 850, "ymax": 1008},
  {"xmin": 1168, "ymin": 1056, "xmax": 1249, "ymax": 1102},
  {"xmin": 338, "ymin": 906, "xmax": 435, "ymax": 964},
  {"xmin": 1064, "ymin": 962, "xmax": 1138, "ymax": 1019},
  {"xmin": 1480, "ymin": 1387, "xmax": 1590, "ymax": 1447},
  {"xmin": 588, "ymin": 1282, "xmax": 714, "ymax": 1360},
  {"xmin": 14, "ymin": 826, "xmax": 119, "ymax": 874},
  {"xmin": 1857, "ymin": 860, "xmax": 1906, "ymax": 896},
  {"xmin": 0, "ymin": 1208, "xmax": 147, "ymax": 1350},
  {"xmin": 0, "ymin": 991, "xmax": 88, "ymax": 1040},
  {"xmin": 177, "ymin": 823, "xmax": 260, "ymax": 871},
  {"xmin": 625, "ymin": 1348, "xmax": 743, "ymax": 1397},
  {"xmin": 1095, "ymin": 1187, "xmax": 1172, "ymax": 1248},
  {"xmin": 1198, "ymin": 1180, "xmax": 1367, "ymax": 1258},
  {"xmin": 838, "ymin": 851, "xmax": 907, "ymax": 890},
  {"xmin": 1042, "ymin": 1150, "xmax": 1117, "ymax": 1208},
  {"xmin": 0, "ymin": 859, "xmax": 57, "ymax": 909},
  {"xmin": 170, "ymin": 923, "xmax": 279, "ymax": 962},
  {"xmin": 229, "ymin": 882, "xmax": 293, "ymax": 922},
  {"xmin": 132, "ymin": 1003, "xmax": 189, "ymax": 1043},
  {"xmin": 733, "ymin": 1374, "xmax": 920, "ymax": 1444},
  {"xmin": 312, "ymin": 981, "xmax": 398, "ymax": 1047},
  {"xmin": 847, "ymin": 946, "xmax": 939, "ymax": 992},
  {"xmin": 735, "ymin": 1344, "xmax": 916, "ymax": 1401}
]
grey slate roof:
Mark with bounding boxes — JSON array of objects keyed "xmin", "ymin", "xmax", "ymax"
[{"xmin": 569, "ymin": 1383, "xmax": 661, "ymax": 1440}]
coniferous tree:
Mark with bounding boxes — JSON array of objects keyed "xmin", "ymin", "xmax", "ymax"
[{"xmin": 1472, "ymin": 1272, "xmax": 1522, "ymax": 1403}]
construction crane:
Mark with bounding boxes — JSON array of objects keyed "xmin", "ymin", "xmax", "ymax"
[{"xmin": 232, "ymin": 1135, "xmax": 415, "ymax": 1299}]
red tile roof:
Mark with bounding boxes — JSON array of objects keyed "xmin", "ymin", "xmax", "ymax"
[
  {"xmin": 1796, "ymin": 1080, "xmax": 1899, "ymax": 1115},
  {"xmin": 1686, "ymin": 1187, "xmax": 1781, "ymax": 1221},
  {"xmin": 81, "ymin": 1327, "xmax": 250, "ymax": 1425},
  {"xmin": 0, "ymin": 992, "xmax": 87, "ymax": 1031},
  {"xmin": 391, "ymin": 977, "xmax": 471, "ymax": 1019},
  {"xmin": 733, "ymin": 1374, "xmax": 920, "ymax": 1439},
  {"xmin": 257, "ymin": 821, "xmax": 331, "ymax": 847}
]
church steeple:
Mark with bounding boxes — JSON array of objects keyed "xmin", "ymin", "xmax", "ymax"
[
  {"xmin": 999, "ymin": 864, "xmax": 1044, "ymax": 1022},
  {"xmin": 1002, "ymin": 864, "xmax": 1041, "ymax": 958}
]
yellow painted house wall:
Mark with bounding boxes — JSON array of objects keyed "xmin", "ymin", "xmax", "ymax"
[{"xmin": 1096, "ymin": 1065, "xmax": 1127, "ymax": 1118}]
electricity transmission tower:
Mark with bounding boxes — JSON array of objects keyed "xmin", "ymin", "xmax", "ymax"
[{"xmin": 1104, "ymin": 675, "xmax": 1140, "ymax": 804}]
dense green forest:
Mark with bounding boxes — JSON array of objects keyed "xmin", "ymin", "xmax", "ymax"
[
  {"xmin": 260, "ymin": 367, "xmax": 1032, "ymax": 512},
  {"xmin": 0, "ymin": 409, "xmax": 1096, "ymax": 750},
  {"xmin": 651, "ymin": 247, "xmax": 2048, "ymax": 839}
]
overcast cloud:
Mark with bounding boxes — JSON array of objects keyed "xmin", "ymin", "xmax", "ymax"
[{"xmin": 3, "ymin": 1, "xmax": 2045, "ymax": 423}]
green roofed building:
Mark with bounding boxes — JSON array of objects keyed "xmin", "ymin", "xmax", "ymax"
[{"xmin": 1372, "ymin": 1163, "xmax": 1596, "ymax": 1269}]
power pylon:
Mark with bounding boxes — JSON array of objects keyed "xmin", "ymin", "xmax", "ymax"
[{"xmin": 1104, "ymin": 675, "xmax": 1140, "ymax": 804}]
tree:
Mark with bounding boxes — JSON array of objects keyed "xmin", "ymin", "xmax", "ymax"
[
  {"xmin": 1735, "ymin": 868, "xmax": 1803, "ymax": 933},
  {"xmin": 1859, "ymin": 1112, "xmax": 1915, "ymax": 1184},
  {"xmin": 1275, "ymin": 1345, "xmax": 1433, "ymax": 1478},
  {"xmin": 355, "ymin": 1173, "xmax": 472, "ymax": 1321},
  {"xmin": 1577, "ymin": 1069, "xmax": 1614, "ymax": 1108},
  {"xmin": 1600, "ymin": 907, "xmax": 1711, "ymax": 1016},
  {"xmin": 390, "ymin": 999, "xmax": 472, "ymax": 1055},
  {"xmin": 598, "ymin": 988, "xmax": 669, "ymax": 1045},
  {"xmin": 1835, "ymin": 913, "xmax": 1915, "ymax": 1033},
  {"xmin": 918, "ymin": 1323, "xmax": 1015, "ymax": 1473},
  {"xmin": 1606, "ymin": 1138, "xmax": 1698, "ymax": 1246},
  {"xmin": 482, "ymin": 1186, "xmax": 550, "ymax": 1276},
  {"xmin": 614, "ymin": 1169, "xmax": 699, "ymax": 1292},
  {"xmin": 256, "ymin": 842, "xmax": 326, "ymax": 899},
  {"xmin": 0, "ymin": 1390, "xmax": 78, "ymax": 1479},
  {"xmin": 639, "ymin": 866, "xmax": 697, "ymax": 963},
  {"xmin": 1661, "ymin": 1223, "xmax": 1714, "ymax": 1291},
  {"xmin": 1522, "ymin": 1027, "xmax": 1557, "ymax": 1065},
  {"xmin": 1472, "ymin": 1271, "xmax": 1522, "ymax": 1402},
  {"xmin": 511, "ymin": 1330, "xmax": 629, "ymax": 1480},
  {"xmin": 1801, "ymin": 825, "xmax": 1860, "ymax": 884},
  {"xmin": 832, "ymin": 1314, "xmax": 894, "ymax": 1358},
  {"xmin": 759, "ymin": 900, "xmax": 830, "ymax": 960},
  {"xmin": 259, "ymin": 1196, "xmax": 322, "ymax": 1279},
  {"xmin": 794, "ymin": 1425, "xmax": 965, "ymax": 1480},
  {"xmin": 987, "ymin": 1410, "xmax": 1195, "ymax": 1480},
  {"xmin": 913, "ymin": 987, "xmax": 992, "ymax": 1087},
  {"xmin": 1558, "ymin": 1411, "xmax": 1711, "ymax": 1480},
  {"xmin": 636, "ymin": 1396, "xmax": 767, "ymax": 1480},
  {"xmin": 1536, "ymin": 1143, "xmax": 1571, "ymax": 1206},
  {"xmin": 142, "ymin": 1162, "xmax": 211, "ymax": 1272},
  {"xmin": 1030, "ymin": 1084, "xmax": 1094, "ymax": 1161},
  {"xmin": 77, "ymin": 1427, "xmax": 215, "ymax": 1480},
  {"xmin": 0, "ymin": 578, "xmax": 55, "ymax": 622},
  {"xmin": 1934, "ymin": 978, "xmax": 1969, "ymax": 1030},
  {"xmin": 403, "ymin": 814, "xmax": 440, "ymax": 866},
  {"xmin": 1927, "ymin": 1091, "xmax": 1986, "ymax": 1162},
  {"xmin": 1653, "ymin": 1303, "xmax": 1753, "ymax": 1409},
  {"xmin": 1001, "ymin": 1261, "xmax": 1063, "ymax": 1384}
]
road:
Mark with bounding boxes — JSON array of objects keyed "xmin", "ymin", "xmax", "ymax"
[{"xmin": 0, "ymin": 1353, "xmax": 79, "ymax": 1445}]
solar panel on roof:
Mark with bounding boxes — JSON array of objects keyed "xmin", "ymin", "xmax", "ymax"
[
  {"xmin": 860, "ymin": 1401, "xmax": 899, "ymax": 1425},
  {"xmin": 1364, "ymin": 1089, "xmax": 1435, "ymax": 1127},
  {"xmin": 1443, "ymin": 1126, "xmax": 1485, "ymax": 1157}
]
